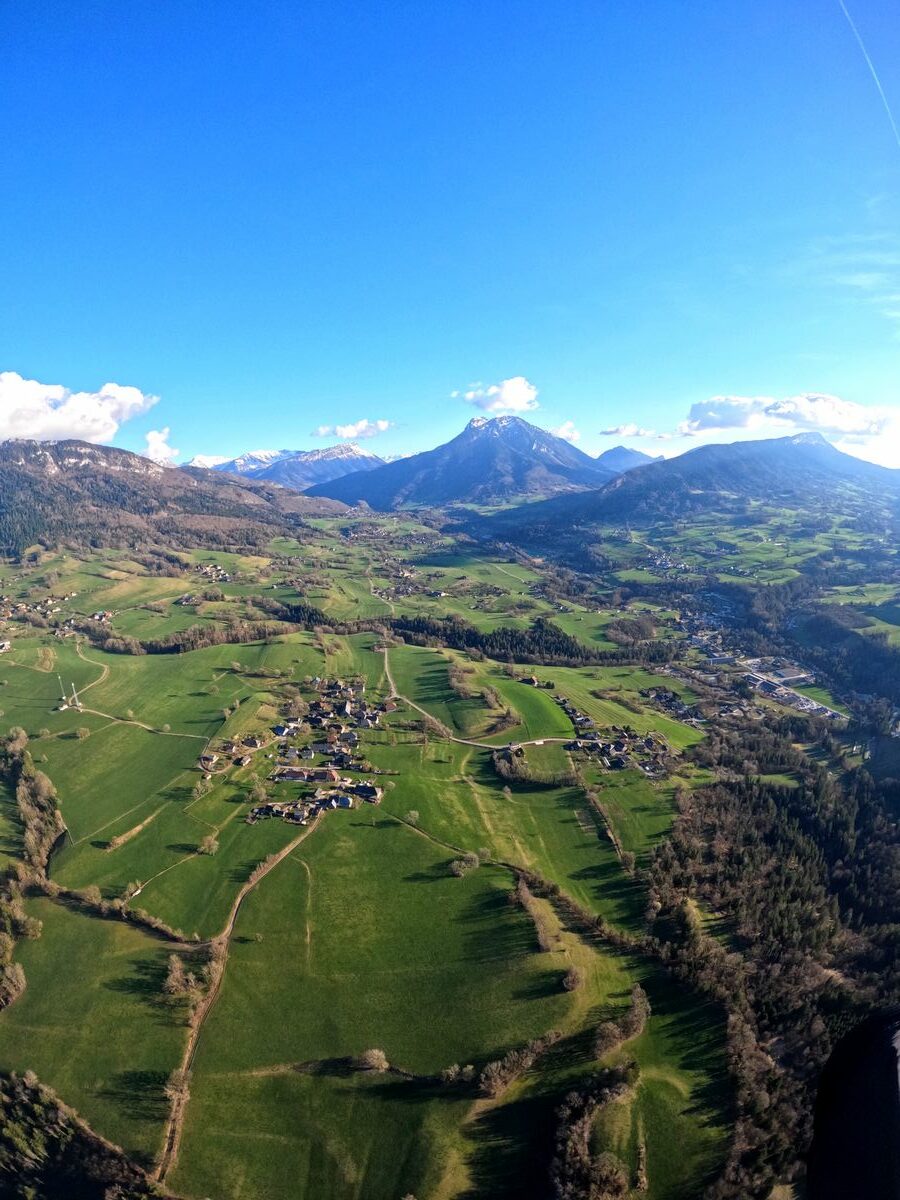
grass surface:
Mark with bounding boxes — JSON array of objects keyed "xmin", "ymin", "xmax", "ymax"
[{"xmin": 0, "ymin": 896, "xmax": 186, "ymax": 1165}]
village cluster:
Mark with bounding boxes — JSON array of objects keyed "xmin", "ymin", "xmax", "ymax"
[
  {"xmin": 556, "ymin": 693, "xmax": 670, "ymax": 777},
  {"xmin": 0, "ymin": 592, "xmax": 72, "ymax": 624},
  {"xmin": 203, "ymin": 676, "xmax": 388, "ymax": 827}
]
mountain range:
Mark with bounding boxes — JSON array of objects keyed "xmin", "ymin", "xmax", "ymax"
[
  {"xmin": 0, "ymin": 422, "xmax": 896, "ymax": 558},
  {"xmin": 187, "ymin": 420, "xmax": 660, "ymax": 507},
  {"xmin": 481, "ymin": 431, "xmax": 900, "ymax": 553},
  {"xmin": 0, "ymin": 439, "xmax": 342, "ymax": 555},
  {"xmin": 190, "ymin": 443, "xmax": 386, "ymax": 490},
  {"xmin": 304, "ymin": 416, "xmax": 628, "ymax": 507}
]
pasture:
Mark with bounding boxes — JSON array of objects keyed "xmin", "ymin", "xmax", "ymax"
[
  {"xmin": 41, "ymin": 721, "xmax": 199, "ymax": 843},
  {"xmin": 0, "ymin": 533, "xmax": 734, "ymax": 1199},
  {"xmin": 0, "ymin": 896, "xmax": 185, "ymax": 1164}
]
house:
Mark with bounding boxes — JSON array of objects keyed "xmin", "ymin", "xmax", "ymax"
[
  {"xmin": 244, "ymin": 735, "xmax": 265, "ymax": 749},
  {"xmin": 300, "ymin": 746, "xmax": 315, "ymax": 759},
  {"xmin": 337, "ymin": 795, "xmax": 355, "ymax": 809},
  {"xmin": 235, "ymin": 754, "xmax": 252, "ymax": 767},
  {"xmin": 354, "ymin": 782, "xmax": 383, "ymax": 804},
  {"xmin": 273, "ymin": 766, "xmax": 315, "ymax": 782}
]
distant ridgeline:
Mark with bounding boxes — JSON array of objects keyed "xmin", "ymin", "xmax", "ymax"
[
  {"xmin": 79, "ymin": 596, "xmax": 677, "ymax": 668},
  {"xmin": 0, "ymin": 439, "xmax": 343, "ymax": 557}
]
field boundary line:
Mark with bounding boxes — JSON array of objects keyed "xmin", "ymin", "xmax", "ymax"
[
  {"xmin": 381, "ymin": 646, "xmax": 572, "ymax": 750},
  {"xmin": 155, "ymin": 814, "xmax": 322, "ymax": 1183}
]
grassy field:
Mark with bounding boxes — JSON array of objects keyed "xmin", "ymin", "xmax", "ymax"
[
  {"xmin": 0, "ymin": 541, "xmax": 736, "ymax": 1199},
  {"xmin": 589, "ymin": 768, "xmax": 678, "ymax": 864},
  {"xmin": 40, "ymin": 720, "xmax": 199, "ymax": 843},
  {"xmin": 591, "ymin": 965, "xmax": 730, "ymax": 1200},
  {"xmin": 372, "ymin": 739, "xmax": 647, "ymax": 934},
  {"xmin": 0, "ymin": 896, "xmax": 186, "ymax": 1165},
  {"xmin": 175, "ymin": 1068, "xmax": 474, "ymax": 1200},
  {"xmin": 173, "ymin": 816, "xmax": 573, "ymax": 1199},
  {"xmin": 471, "ymin": 667, "xmax": 574, "ymax": 743},
  {"xmin": 389, "ymin": 644, "xmax": 491, "ymax": 735},
  {"xmin": 0, "ymin": 639, "xmax": 104, "ymax": 736},
  {"xmin": 529, "ymin": 665, "xmax": 703, "ymax": 750},
  {"xmin": 791, "ymin": 683, "xmax": 850, "ymax": 716}
]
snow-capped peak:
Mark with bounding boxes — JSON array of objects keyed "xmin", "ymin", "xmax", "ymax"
[
  {"xmin": 302, "ymin": 443, "xmax": 375, "ymax": 462},
  {"xmin": 187, "ymin": 454, "xmax": 229, "ymax": 469},
  {"xmin": 208, "ymin": 449, "xmax": 293, "ymax": 475}
]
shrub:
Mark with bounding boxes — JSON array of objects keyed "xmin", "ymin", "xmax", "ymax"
[{"xmin": 358, "ymin": 1048, "xmax": 390, "ymax": 1072}]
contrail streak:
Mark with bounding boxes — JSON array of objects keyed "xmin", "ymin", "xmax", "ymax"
[{"xmin": 837, "ymin": 0, "xmax": 900, "ymax": 153}]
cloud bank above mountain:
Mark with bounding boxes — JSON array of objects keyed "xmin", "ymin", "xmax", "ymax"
[
  {"xmin": 672, "ymin": 392, "xmax": 900, "ymax": 467},
  {"xmin": 0, "ymin": 371, "xmax": 157, "ymax": 444},
  {"xmin": 678, "ymin": 393, "xmax": 889, "ymax": 438}
]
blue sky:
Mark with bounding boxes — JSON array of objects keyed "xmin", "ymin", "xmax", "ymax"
[{"xmin": 1, "ymin": 0, "xmax": 899, "ymax": 464}]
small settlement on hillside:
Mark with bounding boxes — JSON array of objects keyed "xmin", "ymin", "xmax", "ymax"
[
  {"xmin": 556, "ymin": 694, "xmax": 671, "ymax": 777},
  {"xmin": 198, "ymin": 676, "xmax": 388, "ymax": 828}
]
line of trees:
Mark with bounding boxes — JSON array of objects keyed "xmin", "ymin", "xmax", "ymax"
[
  {"xmin": 593, "ymin": 984, "xmax": 651, "ymax": 1058},
  {"xmin": 549, "ymin": 1063, "xmax": 638, "ymax": 1200}
]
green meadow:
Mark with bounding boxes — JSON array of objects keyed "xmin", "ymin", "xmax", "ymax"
[
  {"xmin": 0, "ymin": 538, "xmax": 733, "ymax": 1199},
  {"xmin": 0, "ymin": 896, "xmax": 186, "ymax": 1164}
]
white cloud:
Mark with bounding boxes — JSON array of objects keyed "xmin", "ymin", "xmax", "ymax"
[
  {"xmin": 678, "ymin": 392, "xmax": 890, "ymax": 438},
  {"xmin": 649, "ymin": 391, "xmax": 900, "ymax": 467},
  {"xmin": 144, "ymin": 427, "xmax": 180, "ymax": 466},
  {"xmin": 598, "ymin": 422, "xmax": 667, "ymax": 439},
  {"xmin": 0, "ymin": 370, "xmax": 158, "ymax": 443},
  {"xmin": 835, "ymin": 422, "xmax": 900, "ymax": 467},
  {"xmin": 455, "ymin": 376, "xmax": 539, "ymax": 413},
  {"xmin": 313, "ymin": 418, "xmax": 392, "ymax": 440},
  {"xmin": 551, "ymin": 420, "xmax": 581, "ymax": 443}
]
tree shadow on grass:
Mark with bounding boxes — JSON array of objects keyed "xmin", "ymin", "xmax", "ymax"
[
  {"xmin": 403, "ymin": 861, "xmax": 452, "ymax": 884},
  {"xmin": 103, "ymin": 956, "xmax": 176, "ymax": 1026},
  {"xmin": 456, "ymin": 880, "xmax": 532, "ymax": 950},
  {"xmin": 510, "ymin": 970, "xmax": 562, "ymax": 1002},
  {"xmin": 459, "ymin": 1086, "xmax": 559, "ymax": 1200},
  {"xmin": 459, "ymin": 1028, "xmax": 627, "ymax": 1200},
  {"xmin": 99, "ymin": 1068, "xmax": 169, "ymax": 1135}
]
